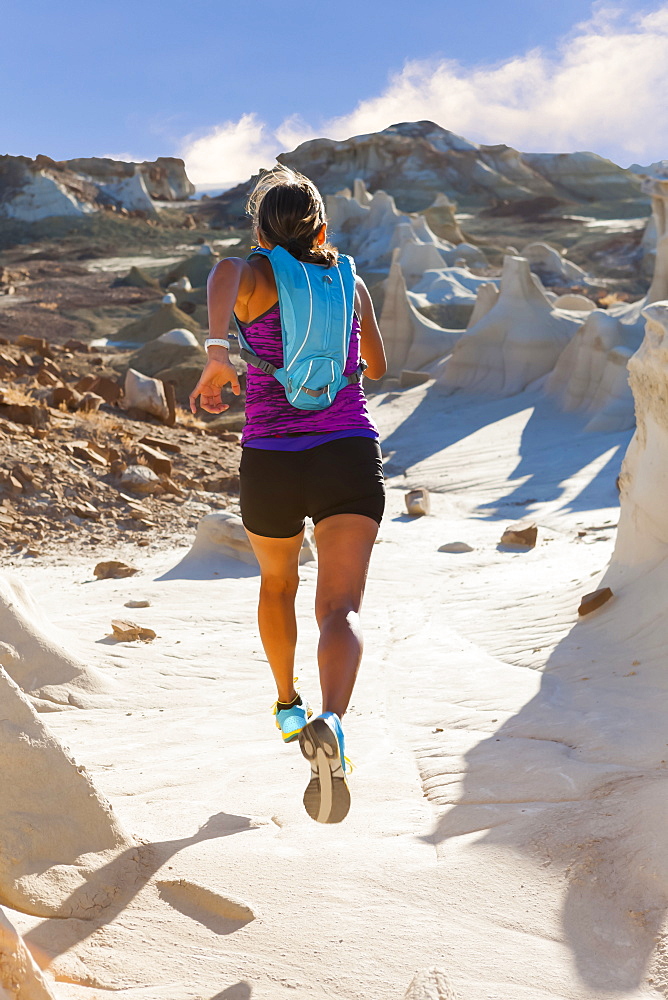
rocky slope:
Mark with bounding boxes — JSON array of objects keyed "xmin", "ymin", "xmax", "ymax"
[
  {"xmin": 0, "ymin": 155, "xmax": 194, "ymax": 223},
  {"xmin": 206, "ymin": 120, "xmax": 647, "ymax": 227}
]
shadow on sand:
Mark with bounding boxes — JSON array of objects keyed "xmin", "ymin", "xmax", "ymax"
[
  {"xmin": 26, "ymin": 812, "xmax": 258, "ymax": 965},
  {"xmin": 381, "ymin": 384, "xmax": 633, "ymax": 520},
  {"xmin": 427, "ymin": 600, "xmax": 668, "ymax": 991}
]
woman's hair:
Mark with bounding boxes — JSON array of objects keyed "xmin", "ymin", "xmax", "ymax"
[{"xmin": 246, "ymin": 165, "xmax": 337, "ymax": 266}]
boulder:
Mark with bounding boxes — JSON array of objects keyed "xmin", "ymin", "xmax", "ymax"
[
  {"xmin": 123, "ymin": 368, "xmax": 170, "ymax": 421},
  {"xmin": 501, "ymin": 522, "xmax": 538, "ymax": 547},
  {"xmin": 162, "ymin": 292, "xmax": 177, "ymax": 304},
  {"xmin": 0, "ymin": 907, "xmax": 57, "ymax": 999},
  {"xmin": 0, "ymin": 668, "xmax": 136, "ymax": 918},
  {"xmin": 405, "ymin": 487, "xmax": 430, "ymax": 517},
  {"xmin": 179, "ymin": 512, "xmax": 315, "ymax": 570},
  {"xmin": 437, "ymin": 255, "xmax": 581, "ymax": 396},
  {"xmin": 94, "ymin": 561, "xmax": 138, "ymax": 580},
  {"xmin": 157, "ymin": 328, "xmax": 200, "ymax": 348},
  {"xmin": 119, "ymin": 464, "xmax": 161, "ymax": 495}
]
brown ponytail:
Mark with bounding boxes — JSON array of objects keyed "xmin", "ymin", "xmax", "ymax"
[{"xmin": 246, "ymin": 166, "xmax": 338, "ymax": 266}]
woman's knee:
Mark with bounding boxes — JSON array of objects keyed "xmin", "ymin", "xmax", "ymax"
[
  {"xmin": 260, "ymin": 572, "xmax": 299, "ymax": 599},
  {"xmin": 316, "ymin": 600, "xmax": 360, "ymax": 629}
]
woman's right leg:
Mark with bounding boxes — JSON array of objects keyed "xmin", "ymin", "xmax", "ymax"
[{"xmin": 244, "ymin": 528, "xmax": 304, "ymax": 704}]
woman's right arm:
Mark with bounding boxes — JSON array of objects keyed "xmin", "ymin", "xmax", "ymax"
[{"xmin": 189, "ymin": 258, "xmax": 254, "ymax": 414}]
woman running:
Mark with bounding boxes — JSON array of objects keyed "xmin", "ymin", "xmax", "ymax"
[{"xmin": 190, "ymin": 166, "xmax": 386, "ymax": 823}]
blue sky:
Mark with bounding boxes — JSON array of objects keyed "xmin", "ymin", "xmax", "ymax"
[{"xmin": 3, "ymin": 0, "xmax": 668, "ymax": 185}]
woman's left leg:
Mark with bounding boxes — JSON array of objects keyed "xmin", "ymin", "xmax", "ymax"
[{"xmin": 313, "ymin": 512, "xmax": 379, "ymax": 717}]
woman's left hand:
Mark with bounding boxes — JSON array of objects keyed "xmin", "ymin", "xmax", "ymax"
[{"xmin": 189, "ymin": 359, "xmax": 241, "ymax": 414}]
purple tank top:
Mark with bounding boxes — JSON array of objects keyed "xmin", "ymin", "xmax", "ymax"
[{"xmin": 239, "ymin": 303, "xmax": 379, "ymax": 446}]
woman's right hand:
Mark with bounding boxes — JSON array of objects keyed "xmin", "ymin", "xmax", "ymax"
[{"xmin": 189, "ymin": 358, "xmax": 241, "ymax": 414}]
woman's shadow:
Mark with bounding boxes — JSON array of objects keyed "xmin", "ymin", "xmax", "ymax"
[{"xmin": 26, "ymin": 811, "xmax": 257, "ymax": 964}]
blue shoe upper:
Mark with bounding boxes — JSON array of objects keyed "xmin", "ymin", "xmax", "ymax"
[
  {"xmin": 318, "ymin": 711, "xmax": 346, "ymax": 770},
  {"xmin": 274, "ymin": 699, "xmax": 310, "ymax": 741}
]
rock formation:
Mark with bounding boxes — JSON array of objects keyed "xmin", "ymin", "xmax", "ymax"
[
  {"xmin": 64, "ymin": 155, "xmax": 195, "ymax": 200},
  {"xmin": 0, "ymin": 154, "xmax": 194, "ymax": 222},
  {"xmin": 0, "ymin": 574, "xmax": 111, "ymax": 709},
  {"xmin": 0, "ymin": 669, "xmax": 136, "ymax": 918},
  {"xmin": 167, "ymin": 512, "xmax": 315, "ymax": 576},
  {"xmin": 606, "ymin": 302, "xmax": 668, "ymax": 572},
  {"xmin": 645, "ymin": 178, "xmax": 668, "ymax": 305},
  {"xmin": 326, "ymin": 181, "xmax": 485, "ymax": 278},
  {"xmin": 546, "ymin": 309, "xmax": 641, "ymax": 432},
  {"xmin": 437, "ymin": 255, "xmax": 581, "ymax": 395},
  {"xmin": 379, "ymin": 251, "xmax": 460, "ymax": 377},
  {"xmin": 279, "ymin": 121, "xmax": 645, "ymax": 213},
  {"xmin": 520, "ymin": 241, "xmax": 589, "ymax": 286},
  {"xmin": 0, "ymin": 907, "xmax": 57, "ymax": 999}
]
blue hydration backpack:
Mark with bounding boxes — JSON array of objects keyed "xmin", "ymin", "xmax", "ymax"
[{"xmin": 235, "ymin": 245, "xmax": 365, "ymax": 411}]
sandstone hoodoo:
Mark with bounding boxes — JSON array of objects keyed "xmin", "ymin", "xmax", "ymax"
[{"xmin": 438, "ymin": 255, "xmax": 581, "ymax": 395}]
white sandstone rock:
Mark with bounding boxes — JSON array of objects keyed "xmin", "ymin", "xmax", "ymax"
[
  {"xmin": 175, "ymin": 512, "xmax": 316, "ymax": 572},
  {"xmin": 124, "ymin": 367, "xmax": 170, "ymax": 421},
  {"xmin": 96, "ymin": 171, "xmax": 157, "ymax": 215},
  {"xmin": 645, "ymin": 178, "xmax": 668, "ymax": 305},
  {"xmin": 403, "ymin": 966, "xmax": 458, "ymax": 999},
  {"xmin": 546, "ymin": 309, "xmax": 642, "ymax": 432},
  {"xmin": 379, "ymin": 251, "xmax": 460, "ymax": 377},
  {"xmin": 438, "ymin": 255, "xmax": 581, "ymax": 395},
  {"xmin": 157, "ymin": 328, "xmax": 200, "ymax": 347},
  {"xmin": 1, "ymin": 170, "xmax": 96, "ymax": 222},
  {"xmin": 0, "ymin": 668, "xmax": 135, "ymax": 918},
  {"xmin": 466, "ymin": 282, "xmax": 500, "ymax": 328},
  {"xmin": 162, "ymin": 292, "xmax": 177, "ymax": 304},
  {"xmin": 553, "ymin": 293, "xmax": 597, "ymax": 312},
  {"xmin": 411, "ymin": 266, "xmax": 500, "ymax": 307},
  {"xmin": 520, "ymin": 241, "xmax": 588, "ymax": 284},
  {"xmin": 0, "ymin": 907, "xmax": 57, "ymax": 999},
  {"xmin": 607, "ymin": 302, "xmax": 668, "ymax": 570},
  {"xmin": 167, "ymin": 276, "xmax": 192, "ymax": 292},
  {"xmin": 0, "ymin": 574, "xmax": 111, "ymax": 708}
]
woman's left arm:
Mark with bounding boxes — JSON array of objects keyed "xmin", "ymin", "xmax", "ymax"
[{"xmin": 356, "ymin": 276, "xmax": 387, "ymax": 380}]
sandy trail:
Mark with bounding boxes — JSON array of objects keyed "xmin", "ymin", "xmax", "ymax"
[{"xmin": 8, "ymin": 382, "xmax": 657, "ymax": 1000}]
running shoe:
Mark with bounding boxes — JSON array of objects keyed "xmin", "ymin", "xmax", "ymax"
[
  {"xmin": 273, "ymin": 695, "xmax": 312, "ymax": 744},
  {"xmin": 299, "ymin": 711, "xmax": 351, "ymax": 824}
]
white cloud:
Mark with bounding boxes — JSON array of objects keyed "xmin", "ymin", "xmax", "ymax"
[
  {"xmin": 179, "ymin": 113, "xmax": 278, "ymax": 188},
  {"xmin": 180, "ymin": 3, "xmax": 668, "ymax": 187}
]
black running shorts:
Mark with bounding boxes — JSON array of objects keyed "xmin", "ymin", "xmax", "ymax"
[{"xmin": 239, "ymin": 436, "xmax": 386, "ymax": 538}]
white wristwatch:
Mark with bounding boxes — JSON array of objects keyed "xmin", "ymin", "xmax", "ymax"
[{"xmin": 204, "ymin": 338, "xmax": 230, "ymax": 350}]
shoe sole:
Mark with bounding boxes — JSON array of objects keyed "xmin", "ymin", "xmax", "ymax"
[{"xmin": 298, "ymin": 718, "xmax": 350, "ymax": 824}]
